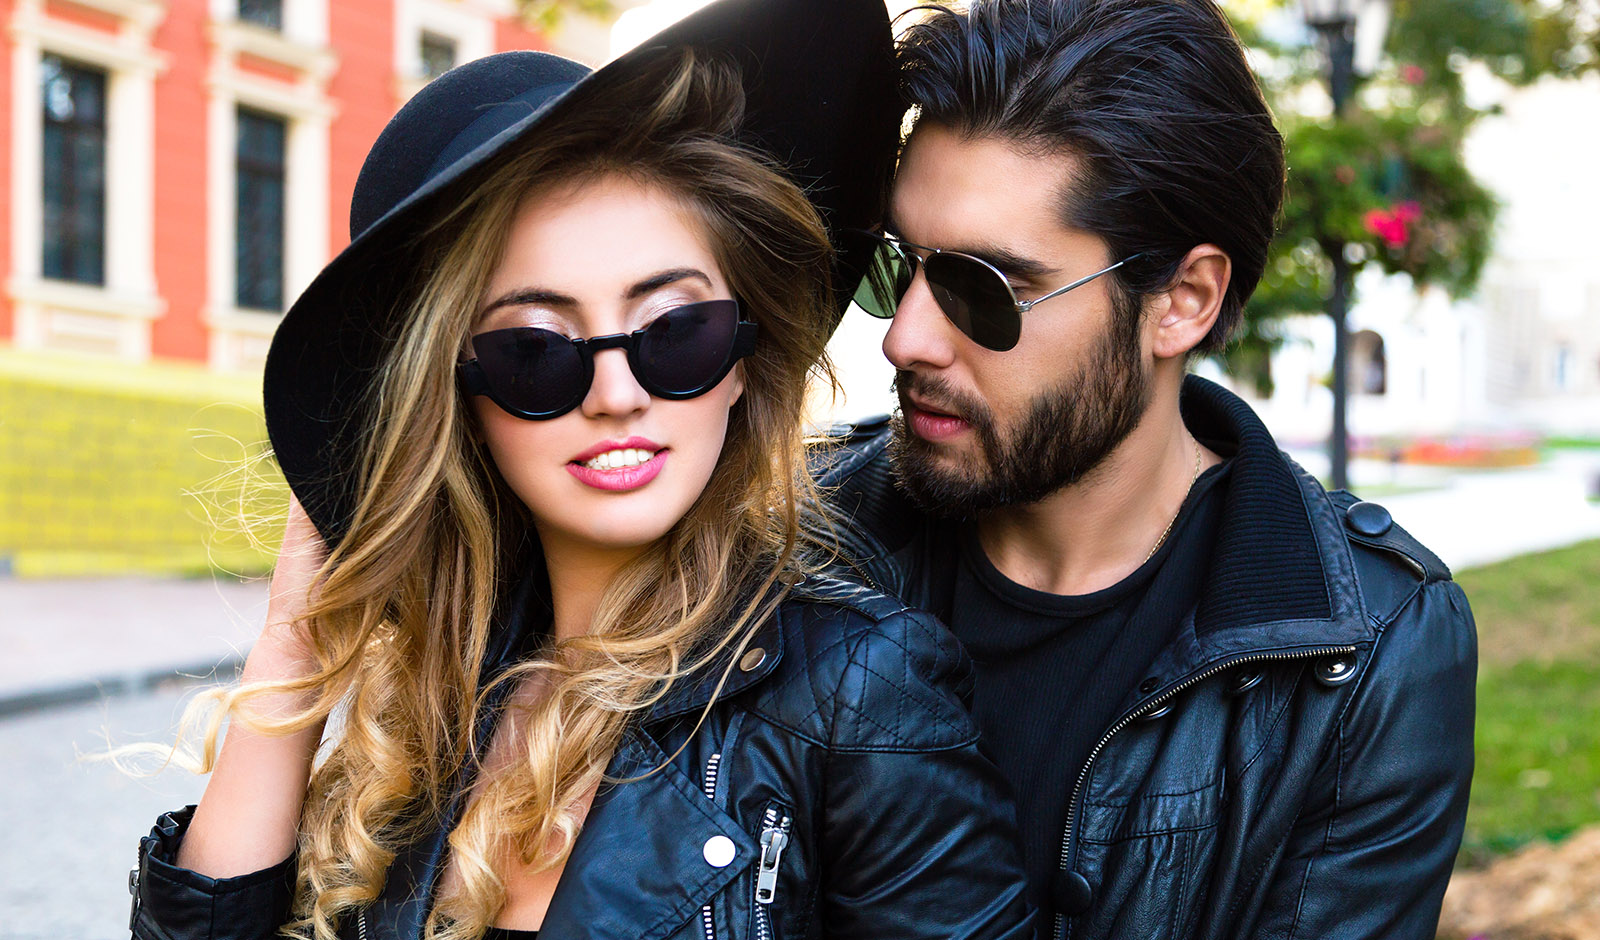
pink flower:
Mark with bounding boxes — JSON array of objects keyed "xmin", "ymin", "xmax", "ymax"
[
  {"xmin": 1395, "ymin": 201, "xmax": 1422, "ymax": 223},
  {"xmin": 1363, "ymin": 208, "xmax": 1409, "ymax": 248},
  {"xmin": 1402, "ymin": 64, "xmax": 1426, "ymax": 85}
]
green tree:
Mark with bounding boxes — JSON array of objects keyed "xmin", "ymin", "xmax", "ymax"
[
  {"xmin": 1223, "ymin": 0, "xmax": 1596, "ymax": 395},
  {"xmin": 515, "ymin": 0, "xmax": 617, "ymax": 32}
]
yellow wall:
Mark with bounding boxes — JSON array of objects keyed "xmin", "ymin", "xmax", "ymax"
[{"xmin": 0, "ymin": 349, "xmax": 287, "ymax": 577}]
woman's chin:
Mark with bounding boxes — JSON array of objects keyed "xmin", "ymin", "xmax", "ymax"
[{"xmin": 532, "ymin": 508, "xmax": 682, "ymax": 557}]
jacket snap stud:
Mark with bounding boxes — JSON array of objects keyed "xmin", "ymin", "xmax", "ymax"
[
  {"xmin": 739, "ymin": 648, "xmax": 767, "ymax": 672},
  {"xmin": 1138, "ymin": 702, "xmax": 1173, "ymax": 722},
  {"xmin": 1138, "ymin": 677, "xmax": 1161, "ymax": 695},
  {"xmin": 703, "ymin": 835, "xmax": 737, "ymax": 868},
  {"xmin": 1228, "ymin": 670, "xmax": 1263, "ymax": 695},
  {"xmin": 1049, "ymin": 869, "xmax": 1094, "ymax": 915},
  {"xmin": 1345, "ymin": 501, "xmax": 1393, "ymax": 538},
  {"xmin": 1314, "ymin": 654, "xmax": 1358, "ymax": 687}
]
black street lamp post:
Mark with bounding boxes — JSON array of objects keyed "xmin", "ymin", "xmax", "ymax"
[{"xmin": 1301, "ymin": 0, "xmax": 1388, "ymax": 492}]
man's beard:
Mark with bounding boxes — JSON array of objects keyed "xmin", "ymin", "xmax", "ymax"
[{"xmin": 889, "ymin": 318, "xmax": 1152, "ymax": 520}]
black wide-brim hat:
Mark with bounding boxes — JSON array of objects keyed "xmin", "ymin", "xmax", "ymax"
[{"xmin": 263, "ymin": 0, "xmax": 901, "ymax": 543}]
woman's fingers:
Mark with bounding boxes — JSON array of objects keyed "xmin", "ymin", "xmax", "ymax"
[{"xmin": 263, "ymin": 492, "xmax": 330, "ymax": 659}]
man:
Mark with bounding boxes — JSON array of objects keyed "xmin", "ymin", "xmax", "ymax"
[{"xmin": 814, "ymin": 1, "xmax": 1477, "ymax": 937}]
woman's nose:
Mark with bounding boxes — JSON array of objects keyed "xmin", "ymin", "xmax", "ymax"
[{"xmin": 580, "ymin": 347, "xmax": 651, "ymax": 418}]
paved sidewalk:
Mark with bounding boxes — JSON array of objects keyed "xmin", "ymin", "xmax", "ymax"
[
  {"xmin": 0, "ymin": 575, "xmax": 268, "ymax": 715},
  {"xmin": 1377, "ymin": 452, "xmax": 1600, "ymax": 571},
  {"xmin": 1286, "ymin": 449, "xmax": 1600, "ymax": 571}
]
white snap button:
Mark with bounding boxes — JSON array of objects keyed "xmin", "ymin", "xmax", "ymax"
[{"xmin": 703, "ymin": 835, "xmax": 736, "ymax": 868}]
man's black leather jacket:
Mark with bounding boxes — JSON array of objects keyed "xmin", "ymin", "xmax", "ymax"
[
  {"xmin": 809, "ymin": 376, "xmax": 1477, "ymax": 940},
  {"xmin": 129, "ymin": 576, "xmax": 1035, "ymax": 940}
]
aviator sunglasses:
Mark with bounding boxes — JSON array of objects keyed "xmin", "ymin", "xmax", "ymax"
[
  {"xmin": 844, "ymin": 229, "xmax": 1142, "ymax": 352},
  {"xmin": 458, "ymin": 299, "xmax": 758, "ymax": 420}
]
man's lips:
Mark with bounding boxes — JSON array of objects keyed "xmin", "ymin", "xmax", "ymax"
[{"xmin": 903, "ymin": 395, "xmax": 972, "ymax": 442}]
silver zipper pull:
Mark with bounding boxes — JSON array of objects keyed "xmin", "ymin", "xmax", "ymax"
[
  {"xmin": 755, "ymin": 816, "xmax": 792, "ymax": 904},
  {"xmin": 127, "ymin": 868, "xmax": 140, "ymax": 931}
]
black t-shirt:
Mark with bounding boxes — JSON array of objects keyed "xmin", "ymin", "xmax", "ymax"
[{"xmin": 935, "ymin": 461, "xmax": 1232, "ymax": 917}]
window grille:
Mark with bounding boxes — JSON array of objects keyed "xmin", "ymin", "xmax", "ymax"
[
  {"xmin": 421, "ymin": 32, "xmax": 458, "ymax": 80},
  {"xmin": 41, "ymin": 55, "xmax": 107, "ymax": 286},
  {"xmin": 236, "ymin": 108, "xmax": 287, "ymax": 312},
  {"xmin": 238, "ymin": 0, "xmax": 283, "ymax": 31}
]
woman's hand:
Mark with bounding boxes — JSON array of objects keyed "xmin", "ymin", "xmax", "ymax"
[
  {"xmin": 177, "ymin": 493, "xmax": 334, "ymax": 878},
  {"xmin": 254, "ymin": 493, "xmax": 328, "ymax": 673}
]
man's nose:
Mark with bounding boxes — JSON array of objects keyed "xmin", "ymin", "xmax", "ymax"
[
  {"xmin": 580, "ymin": 347, "xmax": 650, "ymax": 418},
  {"xmin": 882, "ymin": 269, "xmax": 959, "ymax": 372}
]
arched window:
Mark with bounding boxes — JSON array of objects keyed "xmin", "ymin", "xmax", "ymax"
[{"xmin": 1352, "ymin": 329, "xmax": 1387, "ymax": 395}]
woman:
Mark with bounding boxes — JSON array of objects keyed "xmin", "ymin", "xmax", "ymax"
[{"xmin": 128, "ymin": 2, "xmax": 1032, "ymax": 939}]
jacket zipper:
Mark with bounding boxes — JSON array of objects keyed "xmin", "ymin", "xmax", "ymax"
[
  {"xmin": 753, "ymin": 806, "xmax": 792, "ymax": 940},
  {"xmin": 358, "ymin": 908, "xmax": 368, "ymax": 940},
  {"xmin": 1050, "ymin": 645, "xmax": 1358, "ymax": 940},
  {"xmin": 127, "ymin": 866, "xmax": 141, "ymax": 932},
  {"xmin": 700, "ymin": 752, "xmax": 723, "ymax": 940}
]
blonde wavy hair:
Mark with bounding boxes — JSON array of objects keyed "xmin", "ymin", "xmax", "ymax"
[{"xmin": 181, "ymin": 51, "xmax": 839, "ymax": 940}]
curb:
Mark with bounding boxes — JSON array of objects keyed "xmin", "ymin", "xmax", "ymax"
[{"xmin": 0, "ymin": 656, "xmax": 245, "ymax": 719}]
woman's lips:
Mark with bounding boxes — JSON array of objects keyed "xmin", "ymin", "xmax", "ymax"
[
  {"xmin": 906, "ymin": 401, "xmax": 971, "ymax": 442},
  {"xmin": 566, "ymin": 449, "xmax": 669, "ymax": 491}
]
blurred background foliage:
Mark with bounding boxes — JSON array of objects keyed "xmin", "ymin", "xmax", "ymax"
[
  {"xmin": 516, "ymin": 0, "xmax": 617, "ymax": 31},
  {"xmin": 1227, "ymin": 0, "xmax": 1598, "ymax": 394}
]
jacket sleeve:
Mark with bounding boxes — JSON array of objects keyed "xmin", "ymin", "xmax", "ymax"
[
  {"xmin": 816, "ymin": 608, "xmax": 1037, "ymax": 940},
  {"xmin": 131, "ymin": 805, "xmax": 298, "ymax": 940},
  {"xmin": 1253, "ymin": 578, "xmax": 1477, "ymax": 939}
]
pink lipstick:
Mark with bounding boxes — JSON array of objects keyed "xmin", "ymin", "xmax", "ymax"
[{"xmin": 566, "ymin": 437, "xmax": 668, "ymax": 492}]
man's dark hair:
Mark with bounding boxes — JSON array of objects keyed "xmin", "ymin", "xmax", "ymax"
[{"xmin": 898, "ymin": 0, "xmax": 1285, "ymax": 354}]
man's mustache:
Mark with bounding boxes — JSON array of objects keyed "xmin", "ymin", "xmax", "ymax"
[{"xmin": 893, "ymin": 370, "xmax": 989, "ymax": 430}]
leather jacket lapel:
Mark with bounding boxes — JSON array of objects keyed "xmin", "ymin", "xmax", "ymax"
[{"xmin": 540, "ymin": 729, "xmax": 757, "ymax": 940}]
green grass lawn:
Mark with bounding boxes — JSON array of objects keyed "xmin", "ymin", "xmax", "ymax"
[{"xmin": 1453, "ymin": 538, "xmax": 1600, "ymax": 868}]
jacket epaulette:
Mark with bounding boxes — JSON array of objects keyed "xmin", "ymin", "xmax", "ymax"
[{"xmin": 1323, "ymin": 489, "xmax": 1453, "ymax": 628}]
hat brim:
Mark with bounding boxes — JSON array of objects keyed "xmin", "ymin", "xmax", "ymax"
[{"xmin": 263, "ymin": 0, "xmax": 901, "ymax": 543}]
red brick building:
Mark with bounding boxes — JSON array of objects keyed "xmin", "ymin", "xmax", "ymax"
[{"xmin": 2, "ymin": 0, "xmax": 559, "ymax": 372}]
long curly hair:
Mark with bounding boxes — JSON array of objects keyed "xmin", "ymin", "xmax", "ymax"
[{"xmin": 186, "ymin": 51, "xmax": 838, "ymax": 940}]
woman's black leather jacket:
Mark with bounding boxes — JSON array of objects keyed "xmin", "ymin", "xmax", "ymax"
[{"xmin": 129, "ymin": 575, "xmax": 1036, "ymax": 940}]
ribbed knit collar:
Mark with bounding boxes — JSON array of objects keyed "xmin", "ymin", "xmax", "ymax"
[{"xmin": 1162, "ymin": 375, "xmax": 1373, "ymax": 671}]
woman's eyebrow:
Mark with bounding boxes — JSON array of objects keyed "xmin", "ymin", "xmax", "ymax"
[
  {"xmin": 479, "ymin": 287, "xmax": 578, "ymax": 317},
  {"xmin": 478, "ymin": 268, "xmax": 712, "ymax": 318},
  {"xmin": 626, "ymin": 268, "xmax": 713, "ymax": 299}
]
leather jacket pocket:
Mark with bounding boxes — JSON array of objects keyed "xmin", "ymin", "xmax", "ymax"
[{"xmin": 1070, "ymin": 827, "xmax": 1210, "ymax": 940}]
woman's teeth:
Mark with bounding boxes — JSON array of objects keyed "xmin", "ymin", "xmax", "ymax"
[{"xmin": 583, "ymin": 448, "xmax": 656, "ymax": 471}]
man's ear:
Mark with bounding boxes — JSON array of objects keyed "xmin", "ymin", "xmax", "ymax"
[{"xmin": 1151, "ymin": 244, "xmax": 1230, "ymax": 361}]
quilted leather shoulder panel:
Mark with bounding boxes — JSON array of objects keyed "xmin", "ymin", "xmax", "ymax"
[{"xmin": 745, "ymin": 576, "xmax": 980, "ymax": 753}]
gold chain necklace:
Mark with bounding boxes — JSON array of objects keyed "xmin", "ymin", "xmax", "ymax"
[{"xmin": 1144, "ymin": 435, "xmax": 1204, "ymax": 564}]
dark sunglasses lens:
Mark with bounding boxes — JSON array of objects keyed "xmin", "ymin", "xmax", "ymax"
[
  {"xmin": 924, "ymin": 254, "xmax": 1021, "ymax": 351},
  {"xmin": 636, "ymin": 300, "xmax": 740, "ymax": 396},
  {"xmin": 472, "ymin": 327, "xmax": 586, "ymax": 417},
  {"xmin": 846, "ymin": 233, "xmax": 911, "ymax": 319}
]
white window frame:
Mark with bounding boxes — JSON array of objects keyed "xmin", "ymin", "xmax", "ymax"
[
  {"xmin": 7, "ymin": 0, "xmax": 168, "ymax": 360},
  {"xmin": 204, "ymin": 0, "xmax": 337, "ymax": 372},
  {"xmin": 394, "ymin": 0, "xmax": 499, "ymax": 102}
]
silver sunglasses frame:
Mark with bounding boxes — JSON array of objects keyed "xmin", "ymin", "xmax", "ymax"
[{"xmin": 873, "ymin": 231, "xmax": 1139, "ymax": 315}]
